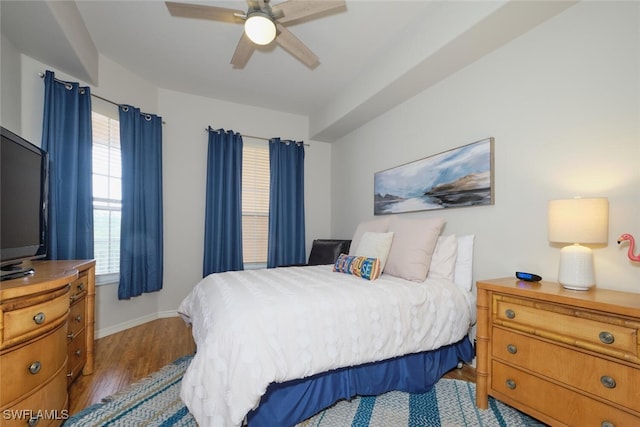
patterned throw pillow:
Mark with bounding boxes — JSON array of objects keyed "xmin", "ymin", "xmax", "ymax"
[{"xmin": 333, "ymin": 254, "xmax": 381, "ymax": 281}]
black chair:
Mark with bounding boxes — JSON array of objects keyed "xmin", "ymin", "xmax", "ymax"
[{"xmin": 307, "ymin": 239, "xmax": 352, "ymax": 265}]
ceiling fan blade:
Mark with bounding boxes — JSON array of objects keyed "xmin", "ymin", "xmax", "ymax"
[
  {"xmin": 231, "ymin": 33, "xmax": 256, "ymax": 69},
  {"xmin": 274, "ymin": 0, "xmax": 346, "ymax": 24},
  {"xmin": 165, "ymin": 2, "xmax": 244, "ymax": 24},
  {"xmin": 274, "ymin": 23, "xmax": 319, "ymax": 69}
]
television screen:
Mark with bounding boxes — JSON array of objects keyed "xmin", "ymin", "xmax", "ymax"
[{"xmin": 0, "ymin": 127, "xmax": 48, "ymax": 275}]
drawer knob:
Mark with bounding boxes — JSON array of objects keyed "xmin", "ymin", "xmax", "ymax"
[
  {"xmin": 67, "ymin": 370, "xmax": 74, "ymax": 378},
  {"xmin": 67, "ymin": 332, "xmax": 75, "ymax": 340},
  {"xmin": 601, "ymin": 422, "xmax": 615, "ymax": 427},
  {"xmin": 28, "ymin": 415, "xmax": 42, "ymax": 427},
  {"xmin": 506, "ymin": 379, "xmax": 517, "ymax": 390},
  {"xmin": 600, "ymin": 375, "xmax": 616, "ymax": 389},
  {"xmin": 507, "ymin": 344, "xmax": 518, "ymax": 354},
  {"xmin": 77, "ymin": 282, "xmax": 85, "ymax": 291},
  {"xmin": 75, "ymin": 349, "xmax": 82, "ymax": 357},
  {"xmin": 599, "ymin": 331, "xmax": 615, "ymax": 345},
  {"xmin": 75, "ymin": 315, "xmax": 82, "ymax": 322},
  {"xmin": 505, "ymin": 309, "xmax": 516, "ymax": 319},
  {"xmin": 28, "ymin": 361, "xmax": 41, "ymax": 375},
  {"xmin": 33, "ymin": 312, "xmax": 46, "ymax": 324}
]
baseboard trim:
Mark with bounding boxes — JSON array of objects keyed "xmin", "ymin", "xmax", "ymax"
[
  {"xmin": 96, "ymin": 309, "xmax": 179, "ymax": 339},
  {"xmin": 158, "ymin": 309, "xmax": 179, "ymax": 318}
]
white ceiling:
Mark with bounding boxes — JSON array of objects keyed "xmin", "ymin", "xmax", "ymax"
[
  {"xmin": 78, "ymin": 1, "xmax": 435, "ymax": 114},
  {"xmin": 1, "ymin": 1, "xmax": 578, "ymax": 141}
]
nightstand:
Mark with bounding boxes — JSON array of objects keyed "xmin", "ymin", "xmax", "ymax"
[{"xmin": 476, "ymin": 278, "xmax": 640, "ymax": 426}]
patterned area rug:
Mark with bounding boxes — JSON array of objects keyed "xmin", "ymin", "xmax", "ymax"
[
  {"xmin": 65, "ymin": 355, "xmax": 544, "ymax": 427},
  {"xmin": 298, "ymin": 380, "xmax": 545, "ymax": 427}
]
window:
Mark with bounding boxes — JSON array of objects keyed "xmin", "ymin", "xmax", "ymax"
[
  {"xmin": 242, "ymin": 141, "xmax": 270, "ymax": 266},
  {"xmin": 91, "ymin": 111, "xmax": 121, "ymax": 280}
]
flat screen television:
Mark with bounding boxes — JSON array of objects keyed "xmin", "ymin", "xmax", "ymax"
[{"xmin": 0, "ymin": 126, "xmax": 48, "ymax": 280}]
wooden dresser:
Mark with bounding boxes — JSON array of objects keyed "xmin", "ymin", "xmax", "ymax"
[
  {"xmin": 476, "ymin": 278, "xmax": 640, "ymax": 427},
  {"xmin": 0, "ymin": 260, "xmax": 95, "ymax": 426}
]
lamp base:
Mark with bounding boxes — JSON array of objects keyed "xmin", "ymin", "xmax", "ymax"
[
  {"xmin": 558, "ymin": 244, "xmax": 595, "ymax": 291},
  {"xmin": 561, "ymin": 283, "xmax": 594, "ymax": 291}
]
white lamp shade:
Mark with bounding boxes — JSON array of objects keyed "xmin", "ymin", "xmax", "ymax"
[
  {"xmin": 548, "ymin": 197, "xmax": 609, "ymax": 291},
  {"xmin": 548, "ymin": 197, "xmax": 609, "ymax": 244},
  {"xmin": 245, "ymin": 14, "xmax": 276, "ymax": 45}
]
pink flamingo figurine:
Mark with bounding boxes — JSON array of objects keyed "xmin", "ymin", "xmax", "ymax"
[{"xmin": 618, "ymin": 233, "xmax": 640, "ymax": 262}]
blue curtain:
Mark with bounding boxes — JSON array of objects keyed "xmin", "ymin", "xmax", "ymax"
[
  {"xmin": 267, "ymin": 138, "xmax": 306, "ymax": 268},
  {"xmin": 41, "ymin": 70, "xmax": 94, "ymax": 260},
  {"xmin": 118, "ymin": 105, "xmax": 163, "ymax": 300},
  {"xmin": 203, "ymin": 127, "xmax": 244, "ymax": 276}
]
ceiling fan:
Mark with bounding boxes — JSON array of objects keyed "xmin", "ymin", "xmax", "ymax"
[{"xmin": 165, "ymin": 0, "xmax": 346, "ymax": 69}]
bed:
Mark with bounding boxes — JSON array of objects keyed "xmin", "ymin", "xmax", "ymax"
[{"xmin": 178, "ymin": 217, "xmax": 476, "ymax": 427}]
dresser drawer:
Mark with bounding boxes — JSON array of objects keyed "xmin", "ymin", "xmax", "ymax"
[
  {"xmin": 67, "ymin": 328, "xmax": 86, "ymax": 385},
  {"xmin": 0, "ymin": 322, "xmax": 68, "ymax": 407},
  {"xmin": 68, "ymin": 297, "xmax": 86, "ymax": 338},
  {"xmin": 493, "ymin": 327, "xmax": 640, "ymax": 412},
  {"xmin": 492, "ymin": 360, "xmax": 640, "ymax": 426},
  {"xmin": 69, "ymin": 275, "xmax": 87, "ymax": 303},
  {"xmin": 2, "ymin": 286, "xmax": 70, "ymax": 348},
  {"xmin": 1, "ymin": 363, "xmax": 68, "ymax": 427},
  {"xmin": 493, "ymin": 295, "xmax": 640, "ymax": 362}
]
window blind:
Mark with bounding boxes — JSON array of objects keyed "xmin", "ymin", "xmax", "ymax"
[
  {"xmin": 242, "ymin": 143, "xmax": 270, "ymax": 264},
  {"xmin": 92, "ymin": 111, "xmax": 122, "ymax": 276}
]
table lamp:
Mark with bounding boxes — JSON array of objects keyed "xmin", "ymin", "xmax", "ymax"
[{"xmin": 548, "ymin": 197, "xmax": 609, "ymax": 290}]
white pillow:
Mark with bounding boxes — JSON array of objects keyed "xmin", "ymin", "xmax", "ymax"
[
  {"xmin": 454, "ymin": 234, "xmax": 475, "ymax": 291},
  {"xmin": 427, "ymin": 234, "xmax": 458, "ymax": 282},
  {"xmin": 349, "ymin": 217, "xmax": 391, "ymax": 256},
  {"xmin": 384, "ymin": 216, "xmax": 445, "ymax": 282},
  {"xmin": 353, "ymin": 231, "xmax": 394, "ymax": 270}
]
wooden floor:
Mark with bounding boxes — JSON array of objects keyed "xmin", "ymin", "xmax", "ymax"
[
  {"xmin": 68, "ymin": 316, "xmax": 196, "ymax": 414},
  {"xmin": 68, "ymin": 317, "xmax": 475, "ymax": 415}
]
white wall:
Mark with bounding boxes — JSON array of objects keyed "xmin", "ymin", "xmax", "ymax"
[
  {"xmin": 6, "ymin": 1, "xmax": 638, "ymax": 337},
  {"xmin": 331, "ymin": 1, "xmax": 640, "ymax": 293},
  {"xmin": 157, "ymin": 89, "xmax": 332, "ymax": 312},
  {"xmin": 1, "ymin": 34, "xmax": 22, "ymax": 132},
  {"xmin": 12, "ymin": 54, "xmax": 333, "ymax": 336}
]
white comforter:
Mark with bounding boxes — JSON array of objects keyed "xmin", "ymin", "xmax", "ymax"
[{"xmin": 178, "ymin": 265, "xmax": 474, "ymax": 427}]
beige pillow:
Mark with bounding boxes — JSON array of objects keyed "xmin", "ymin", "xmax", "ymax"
[
  {"xmin": 384, "ymin": 216, "xmax": 445, "ymax": 282},
  {"xmin": 349, "ymin": 217, "xmax": 391, "ymax": 256},
  {"xmin": 353, "ymin": 231, "xmax": 394, "ymax": 270},
  {"xmin": 427, "ymin": 234, "xmax": 458, "ymax": 281}
]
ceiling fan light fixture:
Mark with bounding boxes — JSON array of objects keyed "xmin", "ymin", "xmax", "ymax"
[{"xmin": 244, "ymin": 12, "xmax": 276, "ymax": 45}]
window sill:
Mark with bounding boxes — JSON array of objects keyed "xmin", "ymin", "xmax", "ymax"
[
  {"xmin": 244, "ymin": 263, "xmax": 267, "ymax": 270},
  {"xmin": 96, "ymin": 272, "xmax": 119, "ymax": 286}
]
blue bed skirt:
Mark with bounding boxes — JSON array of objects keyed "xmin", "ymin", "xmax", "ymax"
[{"xmin": 247, "ymin": 336, "xmax": 475, "ymax": 427}]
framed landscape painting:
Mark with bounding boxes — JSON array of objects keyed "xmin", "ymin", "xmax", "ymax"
[{"xmin": 374, "ymin": 137, "xmax": 494, "ymax": 215}]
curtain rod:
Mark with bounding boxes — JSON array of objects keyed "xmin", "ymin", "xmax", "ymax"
[
  {"xmin": 39, "ymin": 72, "xmax": 165, "ymax": 124},
  {"xmin": 204, "ymin": 127, "xmax": 309, "ymax": 146}
]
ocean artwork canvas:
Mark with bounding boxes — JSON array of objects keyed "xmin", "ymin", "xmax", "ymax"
[{"xmin": 374, "ymin": 138, "xmax": 494, "ymax": 215}]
